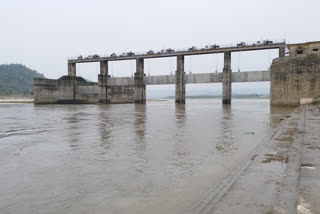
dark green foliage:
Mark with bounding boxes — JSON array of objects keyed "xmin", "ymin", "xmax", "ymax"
[{"xmin": 0, "ymin": 64, "xmax": 45, "ymax": 94}]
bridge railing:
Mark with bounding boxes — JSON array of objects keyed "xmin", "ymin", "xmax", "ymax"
[{"xmin": 68, "ymin": 39, "xmax": 286, "ymax": 61}]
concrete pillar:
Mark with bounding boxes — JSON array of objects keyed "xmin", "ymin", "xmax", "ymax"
[
  {"xmin": 175, "ymin": 55, "xmax": 185, "ymax": 104},
  {"xmin": 98, "ymin": 61, "xmax": 110, "ymax": 104},
  {"xmin": 100, "ymin": 61, "xmax": 108, "ymax": 76},
  {"xmin": 68, "ymin": 63, "xmax": 76, "ymax": 76},
  {"xmin": 222, "ymin": 52, "xmax": 232, "ymax": 104},
  {"xmin": 134, "ymin": 58, "xmax": 146, "ymax": 104},
  {"xmin": 279, "ymin": 46, "xmax": 285, "ymax": 57}
]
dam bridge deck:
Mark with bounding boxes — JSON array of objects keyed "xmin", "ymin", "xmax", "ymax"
[{"xmin": 68, "ymin": 42, "xmax": 285, "ymax": 63}]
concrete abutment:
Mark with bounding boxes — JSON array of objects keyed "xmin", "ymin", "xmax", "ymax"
[{"xmin": 270, "ymin": 54, "xmax": 320, "ymax": 106}]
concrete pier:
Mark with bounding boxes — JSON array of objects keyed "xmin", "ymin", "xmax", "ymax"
[
  {"xmin": 222, "ymin": 52, "xmax": 232, "ymax": 104},
  {"xmin": 175, "ymin": 55, "xmax": 185, "ymax": 104},
  {"xmin": 134, "ymin": 58, "xmax": 146, "ymax": 104},
  {"xmin": 68, "ymin": 63, "xmax": 76, "ymax": 77},
  {"xmin": 100, "ymin": 60, "xmax": 108, "ymax": 76},
  {"xmin": 279, "ymin": 46, "xmax": 285, "ymax": 57},
  {"xmin": 98, "ymin": 61, "xmax": 110, "ymax": 104}
]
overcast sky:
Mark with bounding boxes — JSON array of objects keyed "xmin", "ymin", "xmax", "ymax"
[{"xmin": 1, "ymin": 0, "xmax": 319, "ymax": 94}]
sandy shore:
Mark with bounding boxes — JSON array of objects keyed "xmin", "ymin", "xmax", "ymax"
[
  {"xmin": 0, "ymin": 98, "xmax": 165, "ymax": 103},
  {"xmin": 0, "ymin": 94, "xmax": 33, "ymax": 103}
]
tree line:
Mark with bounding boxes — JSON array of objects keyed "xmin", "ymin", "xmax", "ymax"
[{"xmin": 0, "ymin": 64, "xmax": 45, "ymax": 94}]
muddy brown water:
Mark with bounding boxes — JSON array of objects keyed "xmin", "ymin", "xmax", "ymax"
[{"xmin": 0, "ymin": 99, "xmax": 294, "ymax": 214}]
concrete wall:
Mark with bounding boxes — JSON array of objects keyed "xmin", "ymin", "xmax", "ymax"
[
  {"xmin": 186, "ymin": 73, "xmax": 223, "ymax": 83},
  {"xmin": 108, "ymin": 77, "xmax": 135, "ymax": 86},
  {"xmin": 34, "ymin": 70, "xmax": 270, "ymax": 104},
  {"xmin": 34, "ymin": 76, "xmax": 135, "ymax": 104},
  {"xmin": 108, "ymin": 71, "xmax": 269, "ymax": 86},
  {"xmin": 33, "ymin": 76, "xmax": 98, "ymax": 104},
  {"xmin": 270, "ymin": 54, "xmax": 320, "ymax": 106},
  {"xmin": 145, "ymin": 75, "xmax": 175, "ymax": 85},
  {"xmin": 110, "ymin": 86, "xmax": 135, "ymax": 103},
  {"xmin": 232, "ymin": 71, "xmax": 270, "ymax": 82}
]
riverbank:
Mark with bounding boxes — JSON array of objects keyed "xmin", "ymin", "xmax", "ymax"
[
  {"xmin": 0, "ymin": 94, "xmax": 33, "ymax": 103},
  {"xmin": 274, "ymin": 104, "xmax": 320, "ymax": 214},
  {"xmin": 0, "ymin": 100, "xmax": 33, "ymax": 103},
  {"xmin": 193, "ymin": 103, "xmax": 320, "ymax": 214}
]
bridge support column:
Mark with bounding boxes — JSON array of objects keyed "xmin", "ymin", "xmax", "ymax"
[
  {"xmin": 98, "ymin": 61, "xmax": 110, "ymax": 104},
  {"xmin": 68, "ymin": 63, "xmax": 76, "ymax": 76},
  {"xmin": 175, "ymin": 55, "xmax": 185, "ymax": 104},
  {"xmin": 279, "ymin": 46, "xmax": 285, "ymax": 57},
  {"xmin": 222, "ymin": 52, "xmax": 232, "ymax": 104},
  {"xmin": 134, "ymin": 58, "xmax": 146, "ymax": 104}
]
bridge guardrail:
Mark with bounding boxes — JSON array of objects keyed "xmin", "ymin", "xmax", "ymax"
[{"xmin": 68, "ymin": 39, "xmax": 286, "ymax": 61}]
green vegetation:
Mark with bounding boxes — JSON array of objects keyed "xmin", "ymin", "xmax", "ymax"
[
  {"xmin": 244, "ymin": 131, "xmax": 255, "ymax": 135},
  {"xmin": 216, "ymin": 144, "xmax": 224, "ymax": 150},
  {"xmin": 0, "ymin": 64, "xmax": 45, "ymax": 94}
]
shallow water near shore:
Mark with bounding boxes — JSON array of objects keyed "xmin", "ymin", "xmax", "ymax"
[{"xmin": 0, "ymin": 99, "xmax": 294, "ymax": 214}]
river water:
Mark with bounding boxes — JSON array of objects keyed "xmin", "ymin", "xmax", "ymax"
[{"xmin": 0, "ymin": 99, "xmax": 293, "ymax": 214}]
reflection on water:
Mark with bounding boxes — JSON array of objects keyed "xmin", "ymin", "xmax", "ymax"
[
  {"xmin": 134, "ymin": 104, "xmax": 146, "ymax": 143},
  {"xmin": 0, "ymin": 99, "xmax": 294, "ymax": 214},
  {"xmin": 134, "ymin": 104, "xmax": 147, "ymax": 161},
  {"xmin": 98, "ymin": 105, "xmax": 113, "ymax": 155},
  {"xmin": 218, "ymin": 105, "xmax": 234, "ymax": 153},
  {"xmin": 175, "ymin": 104, "xmax": 186, "ymax": 128},
  {"xmin": 173, "ymin": 104, "xmax": 188, "ymax": 172}
]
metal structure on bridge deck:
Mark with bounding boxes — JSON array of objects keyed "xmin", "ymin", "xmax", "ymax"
[{"xmin": 67, "ymin": 40, "xmax": 286, "ymax": 104}]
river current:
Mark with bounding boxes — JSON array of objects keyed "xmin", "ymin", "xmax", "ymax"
[{"xmin": 0, "ymin": 99, "xmax": 293, "ymax": 214}]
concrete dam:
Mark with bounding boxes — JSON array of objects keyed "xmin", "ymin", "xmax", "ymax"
[{"xmin": 33, "ymin": 40, "xmax": 320, "ymax": 106}]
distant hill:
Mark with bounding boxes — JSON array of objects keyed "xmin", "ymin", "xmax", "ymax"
[{"xmin": 0, "ymin": 64, "xmax": 45, "ymax": 94}]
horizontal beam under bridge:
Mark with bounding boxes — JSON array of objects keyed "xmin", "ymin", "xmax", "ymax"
[{"xmin": 107, "ymin": 70, "xmax": 270, "ymax": 86}]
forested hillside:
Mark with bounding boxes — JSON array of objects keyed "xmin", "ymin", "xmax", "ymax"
[{"xmin": 0, "ymin": 64, "xmax": 45, "ymax": 94}]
